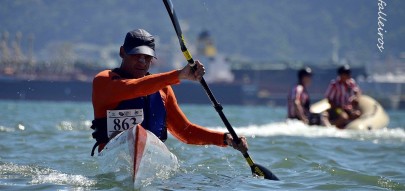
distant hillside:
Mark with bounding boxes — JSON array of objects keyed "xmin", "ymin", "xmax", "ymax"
[{"xmin": 1, "ymin": 0, "xmax": 404, "ymax": 64}]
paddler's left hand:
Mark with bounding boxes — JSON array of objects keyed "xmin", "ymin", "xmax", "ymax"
[{"xmin": 225, "ymin": 134, "xmax": 248, "ymax": 154}]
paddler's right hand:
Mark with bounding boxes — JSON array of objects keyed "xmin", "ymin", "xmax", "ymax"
[
  {"xmin": 178, "ymin": 60, "xmax": 205, "ymax": 81},
  {"xmin": 225, "ymin": 133, "xmax": 249, "ymax": 154}
]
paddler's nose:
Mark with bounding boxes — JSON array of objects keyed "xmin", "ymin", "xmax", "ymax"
[{"xmin": 138, "ymin": 55, "xmax": 147, "ymax": 65}]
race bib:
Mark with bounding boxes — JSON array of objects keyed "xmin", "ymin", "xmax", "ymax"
[{"xmin": 106, "ymin": 109, "xmax": 144, "ymax": 138}]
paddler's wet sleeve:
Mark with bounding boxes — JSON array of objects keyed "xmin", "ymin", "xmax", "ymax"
[
  {"xmin": 92, "ymin": 70, "xmax": 180, "ymax": 118},
  {"xmin": 161, "ymin": 86, "xmax": 227, "ymax": 147}
]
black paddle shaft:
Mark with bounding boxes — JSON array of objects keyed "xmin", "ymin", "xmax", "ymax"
[
  {"xmin": 163, "ymin": 0, "xmax": 240, "ymax": 143},
  {"xmin": 199, "ymin": 78, "xmax": 242, "ymax": 144},
  {"xmin": 162, "ymin": 0, "xmax": 279, "ymax": 181}
]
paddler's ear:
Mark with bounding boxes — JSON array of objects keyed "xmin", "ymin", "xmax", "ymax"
[{"xmin": 119, "ymin": 46, "xmax": 125, "ymax": 58}]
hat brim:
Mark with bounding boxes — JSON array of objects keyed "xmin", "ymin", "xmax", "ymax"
[{"xmin": 125, "ymin": 45, "xmax": 156, "ymax": 57}]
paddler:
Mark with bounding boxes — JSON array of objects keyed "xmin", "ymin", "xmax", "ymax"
[
  {"xmin": 90, "ymin": 29, "xmax": 248, "ymax": 156},
  {"xmin": 287, "ymin": 67, "xmax": 312, "ymax": 124},
  {"xmin": 324, "ymin": 65, "xmax": 362, "ymax": 129}
]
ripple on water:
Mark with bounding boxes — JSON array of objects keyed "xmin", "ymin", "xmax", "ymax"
[
  {"xmin": 0, "ymin": 162, "xmax": 96, "ymax": 188},
  {"xmin": 0, "ymin": 126, "xmax": 15, "ymax": 133}
]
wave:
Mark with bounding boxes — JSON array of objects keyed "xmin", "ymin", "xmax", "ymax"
[
  {"xmin": 0, "ymin": 162, "xmax": 95, "ymax": 187},
  {"xmin": 0, "ymin": 125, "xmax": 15, "ymax": 132},
  {"xmin": 209, "ymin": 120, "xmax": 405, "ymax": 143},
  {"xmin": 57, "ymin": 120, "xmax": 92, "ymax": 131},
  {"xmin": 0, "ymin": 124, "xmax": 26, "ymax": 132}
]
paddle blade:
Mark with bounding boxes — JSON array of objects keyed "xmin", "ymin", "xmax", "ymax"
[
  {"xmin": 244, "ymin": 153, "xmax": 279, "ymax": 180},
  {"xmin": 251, "ymin": 163, "xmax": 279, "ymax": 181}
]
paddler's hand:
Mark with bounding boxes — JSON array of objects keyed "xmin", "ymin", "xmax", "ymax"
[
  {"xmin": 225, "ymin": 133, "xmax": 248, "ymax": 154},
  {"xmin": 178, "ymin": 60, "xmax": 205, "ymax": 81}
]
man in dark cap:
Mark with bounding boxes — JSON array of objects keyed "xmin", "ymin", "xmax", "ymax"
[
  {"xmin": 90, "ymin": 29, "xmax": 248, "ymax": 156},
  {"xmin": 324, "ymin": 65, "xmax": 362, "ymax": 128}
]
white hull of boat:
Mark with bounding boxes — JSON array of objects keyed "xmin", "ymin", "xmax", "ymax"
[
  {"xmin": 310, "ymin": 95, "xmax": 389, "ymax": 130},
  {"xmin": 97, "ymin": 125, "xmax": 179, "ymax": 189}
]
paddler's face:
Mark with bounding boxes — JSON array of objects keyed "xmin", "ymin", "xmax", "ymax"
[
  {"xmin": 120, "ymin": 48, "xmax": 153, "ymax": 78},
  {"xmin": 340, "ymin": 73, "xmax": 350, "ymax": 81},
  {"xmin": 302, "ymin": 76, "xmax": 312, "ymax": 87}
]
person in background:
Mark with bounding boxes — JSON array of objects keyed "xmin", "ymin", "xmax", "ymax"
[
  {"xmin": 325, "ymin": 65, "xmax": 362, "ymax": 129},
  {"xmin": 288, "ymin": 67, "xmax": 312, "ymax": 124},
  {"xmin": 90, "ymin": 29, "xmax": 248, "ymax": 156}
]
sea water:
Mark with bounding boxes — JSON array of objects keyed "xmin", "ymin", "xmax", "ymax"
[{"xmin": 0, "ymin": 100, "xmax": 404, "ymax": 190}]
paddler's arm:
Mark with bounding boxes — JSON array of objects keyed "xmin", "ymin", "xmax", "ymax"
[
  {"xmin": 293, "ymin": 86, "xmax": 308, "ymax": 124},
  {"xmin": 163, "ymin": 85, "xmax": 227, "ymax": 146},
  {"xmin": 349, "ymin": 79, "xmax": 362, "ymax": 103},
  {"xmin": 325, "ymin": 82, "xmax": 337, "ymax": 109},
  {"xmin": 164, "ymin": 60, "xmax": 225, "ymax": 146},
  {"xmin": 354, "ymin": 85, "xmax": 361, "ymax": 96},
  {"xmin": 295, "ymin": 102, "xmax": 308, "ymax": 124}
]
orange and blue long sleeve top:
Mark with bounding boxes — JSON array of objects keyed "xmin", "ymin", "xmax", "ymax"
[{"xmin": 92, "ymin": 69, "xmax": 226, "ymax": 146}]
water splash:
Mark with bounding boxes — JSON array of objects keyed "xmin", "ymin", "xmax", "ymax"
[
  {"xmin": 0, "ymin": 162, "xmax": 95, "ymax": 187},
  {"xmin": 56, "ymin": 120, "xmax": 92, "ymax": 131},
  {"xmin": 0, "ymin": 125, "xmax": 15, "ymax": 132}
]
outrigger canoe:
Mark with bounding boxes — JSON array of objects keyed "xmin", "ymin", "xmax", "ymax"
[
  {"xmin": 310, "ymin": 95, "xmax": 389, "ymax": 130},
  {"xmin": 96, "ymin": 125, "xmax": 179, "ymax": 189}
]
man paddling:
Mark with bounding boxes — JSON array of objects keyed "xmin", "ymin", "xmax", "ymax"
[
  {"xmin": 324, "ymin": 65, "xmax": 362, "ymax": 128},
  {"xmin": 90, "ymin": 29, "xmax": 248, "ymax": 156},
  {"xmin": 287, "ymin": 67, "xmax": 312, "ymax": 124}
]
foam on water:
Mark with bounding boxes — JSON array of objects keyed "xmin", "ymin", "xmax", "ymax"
[
  {"xmin": 0, "ymin": 126, "xmax": 15, "ymax": 133},
  {"xmin": 210, "ymin": 120, "xmax": 405, "ymax": 143},
  {"xmin": 0, "ymin": 162, "xmax": 95, "ymax": 187},
  {"xmin": 56, "ymin": 120, "xmax": 92, "ymax": 131}
]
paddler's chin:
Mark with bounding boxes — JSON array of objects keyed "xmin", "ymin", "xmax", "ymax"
[{"xmin": 131, "ymin": 69, "xmax": 148, "ymax": 78}]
